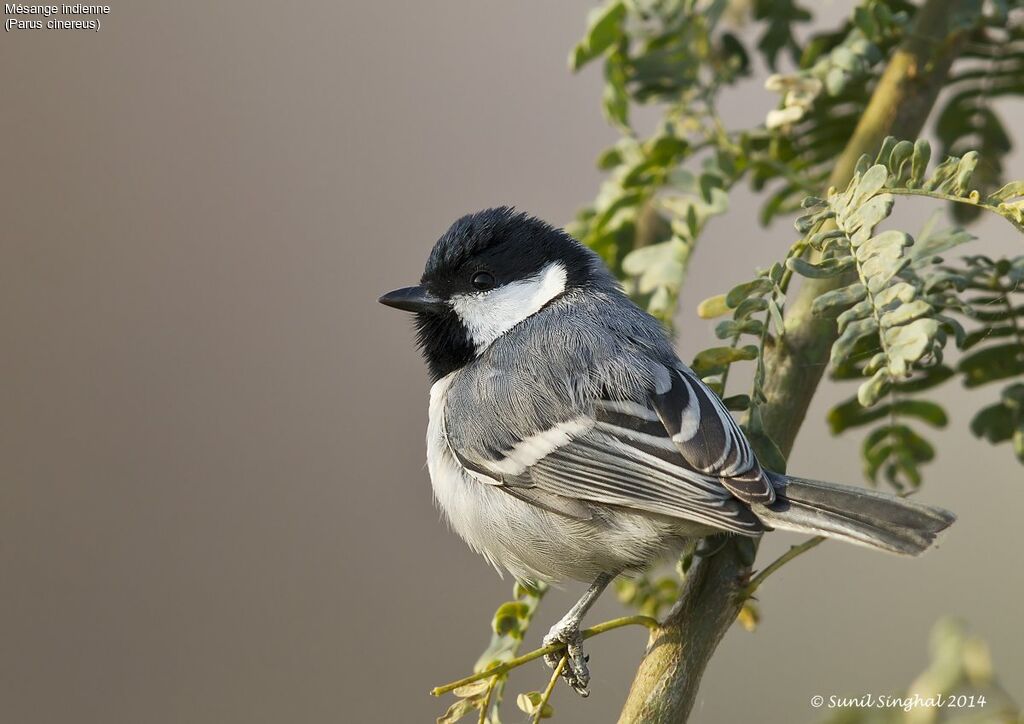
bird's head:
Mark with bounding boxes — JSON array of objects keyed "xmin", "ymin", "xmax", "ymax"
[{"xmin": 379, "ymin": 207, "xmax": 607, "ymax": 380}]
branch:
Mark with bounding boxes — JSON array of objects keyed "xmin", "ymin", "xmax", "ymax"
[
  {"xmin": 886, "ymin": 187, "xmax": 1024, "ymax": 234},
  {"xmin": 532, "ymin": 656, "xmax": 567, "ymax": 723},
  {"xmin": 431, "ymin": 615, "xmax": 656, "ymax": 698},
  {"xmin": 617, "ymin": 2, "xmax": 975, "ymax": 721},
  {"xmin": 739, "ymin": 536, "xmax": 825, "ymax": 601}
]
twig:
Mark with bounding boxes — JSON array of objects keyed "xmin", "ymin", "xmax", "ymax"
[
  {"xmin": 740, "ymin": 536, "xmax": 825, "ymax": 601},
  {"xmin": 477, "ymin": 680, "xmax": 495, "ymax": 724},
  {"xmin": 431, "ymin": 615, "xmax": 657, "ymax": 697},
  {"xmin": 533, "ymin": 656, "xmax": 567, "ymax": 724},
  {"xmin": 886, "ymin": 187, "xmax": 1024, "ymax": 234}
]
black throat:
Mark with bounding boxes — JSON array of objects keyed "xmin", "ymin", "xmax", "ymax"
[{"xmin": 414, "ymin": 307, "xmax": 476, "ymax": 381}]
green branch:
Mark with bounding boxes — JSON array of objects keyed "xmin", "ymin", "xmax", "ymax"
[
  {"xmin": 886, "ymin": 187, "xmax": 1024, "ymax": 234},
  {"xmin": 532, "ymin": 656, "xmax": 567, "ymax": 724},
  {"xmin": 739, "ymin": 536, "xmax": 825, "ymax": 601},
  {"xmin": 431, "ymin": 615, "xmax": 657, "ymax": 698}
]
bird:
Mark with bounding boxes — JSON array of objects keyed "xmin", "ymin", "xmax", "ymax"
[{"xmin": 379, "ymin": 207, "xmax": 955, "ymax": 696}]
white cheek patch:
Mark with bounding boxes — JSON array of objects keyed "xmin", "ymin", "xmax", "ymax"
[{"xmin": 450, "ymin": 262, "xmax": 568, "ymax": 351}]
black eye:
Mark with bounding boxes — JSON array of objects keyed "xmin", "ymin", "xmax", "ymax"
[{"xmin": 471, "ymin": 271, "xmax": 495, "ymax": 291}]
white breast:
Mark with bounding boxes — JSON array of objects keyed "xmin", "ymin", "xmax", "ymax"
[{"xmin": 426, "ymin": 373, "xmax": 509, "ymax": 572}]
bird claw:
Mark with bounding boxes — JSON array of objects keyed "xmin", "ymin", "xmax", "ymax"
[{"xmin": 543, "ymin": 624, "xmax": 590, "ymax": 697}]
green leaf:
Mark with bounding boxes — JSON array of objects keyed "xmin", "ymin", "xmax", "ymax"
[
  {"xmin": 909, "ymin": 138, "xmax": 931, "ymax": 187},
  {"xmin": 880, "ymin": 299, "xmax": 932, "ymax": 328},
  {"xmin": 723, "ymin": 394, "xmax": 751, "ymax": 411},
  {"xmin": 603, "ymin": 50, "xmax": 630, "ymax": 130},
  {"xmin": 872, "ymin": 280, "xmax": 917, "ymax": 308},
  {"xmin": 970, "ymin": 403, "xmax": 1015, "ymax": 444},
  {"xmin": 831, "ymin": 317, "xmax": 879, "ymax": 368},
  {"xmin": 988, "ymin": 180, "xmax": 1024, "ymax": 204},
  {"xmin": 768, "ymin": 298, "xmax": 785, "ymax": 335},
  {"xmin": 883, "ymin": 318, "xmax": 940, "ymax": 374},
  {"xmin": 953, "ymin": 151, "xmax": 979, "ymax": 195},
  {"xmin": 715, "ymin": 318, "xmax": 764, "ymax": 339},
  {"xmin": 699, "ymin": 172, "xmax": 725, "ymax": 204},
  {"xmin": 896, "ymin": 400, "xmax": 949, "ymax": 427},
  {"xmin": 691, "ymin": 345, "xmax": 758, "ymax": 376},
  {"xmin": 829, "ymin": 397, "xmax": 887, "ymax": 432},
  {"xmin": 896, "ymin": 365, "xmax": 955, "ymax": 393},
  {"xmin": 596, "ymin": 145, "xmax": 623, "ymax": 170},
  {"xmin": 887, "ymin": 139, "xmax": 915, "ymax": 184},
  {"xmin": 622, "ymin": 237, "xmax": 690, "ymax": 299},
  {"xmin": 787, "ymin": 255, "xmax": 855, "ymax": 278},
  {"xmin": 452, "ymin": 681, "xmax": 491, "ymax": 699},
  {"xmin": 437, "ymin": 697, "xmax": 479, "ymax": 724},
  {"xmin": 829, "ymin": 398, "xmax": 948, "ymax": 434},
  {"xmin": 863, "ymin": 424, "xmax": 935, "ymax": 489},
  {"xmin": 837, "ymin": 300, "xmax": 873, "ymax": 333},
  {"xmin": 754, "ymin": 0, "xmax": 811, "ymax": 71},
  {"xmin": 492, "ymin": 601, "xmax": 528, "ymax": 637},
  {"xmin": 697, "ymin": 294, "xmax": 730, "ymax": 319},
  {"xmin": 857, "ymin": 367, "xmax": 890, "ymax": 407},
  {"xmin": 516, "ymin": 691, "xmax": 553, "ymax": 718},
  {"xmin": 845, "ymin": 194, "xmax": 895, "ymax": 244},
  {"xmin": 734, "ymin": 296, "xmax": 769, "ymax": 320},
  {"xmin": 513, "ymin": 580, "xmax": 544, "ymax": 600},
  {"xmin": 812, "ymin": 283, "xmax": 867, "ymax": 316},
  {"xmin": 569, "ymin": 0, "xmax": 626, "ymax": 70},
  {"xmin": 851, "ymin": 164, "xmax": 889, "ymax": 205},
  {"xmin": 725, "ymin": 278, "xmax": 774, "ymax": 308},
  {"xmin": 958, "ymin": 343, "xmax": 1024, "ymax": 388}
]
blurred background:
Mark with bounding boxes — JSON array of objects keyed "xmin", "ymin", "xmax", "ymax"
[{"xmin": 2, "ymin": 1, "xmax": 1021, "ymax": 722}]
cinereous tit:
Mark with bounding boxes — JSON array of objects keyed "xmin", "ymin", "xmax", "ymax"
[{"xmin": 379, "ymin": 208, "xmax": 954, "ymax": 695}]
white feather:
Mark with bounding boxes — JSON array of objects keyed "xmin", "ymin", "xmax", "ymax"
[
  {"xmin": 488, "ymin": 417, "xmax": 593, "ymax": 475},
  {"xmin": 674, "ymin": 373, "xmax": 701, "ymax": 442}
]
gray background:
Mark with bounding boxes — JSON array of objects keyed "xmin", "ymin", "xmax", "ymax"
[{"xmin": 2, "ymin": 2, "xmax": 1021, "ymax": 723}]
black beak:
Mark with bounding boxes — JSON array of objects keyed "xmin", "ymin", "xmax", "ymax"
[{"xmin": 378, "ymin": 285, "xmax": 443, "ymax": 313}]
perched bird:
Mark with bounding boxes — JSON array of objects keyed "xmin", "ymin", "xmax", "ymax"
[{"xmin": 379, "ymin": 207, "xmax": 954, "ymax": 696}]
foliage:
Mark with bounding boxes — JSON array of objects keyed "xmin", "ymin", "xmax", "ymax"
[
  {"xmin": 752, "ymin": 0, "xmax": 913, "ymax": 224},
  {"xmin": 567, "ymin": 0, "xmax": 753, "ymax": 326},
  {"xmin": 936, "ymin": 6, "xmax": 1024, "ymax": 223},
  {"xmin": 952, "ymin": 255, "xmax": 1024, "ymax": 462},
  {"xmin": 792, "ymin": 139, "xmax": 1024, "ymax": 489},
  {"xmin": 615, "ymin": 571, "xmax": 680, "ymax": 618}
]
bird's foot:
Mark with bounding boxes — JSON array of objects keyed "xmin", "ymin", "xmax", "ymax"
[{"xmin": 543, "ymin": 622, "xmax": 590, "ymax": 697}]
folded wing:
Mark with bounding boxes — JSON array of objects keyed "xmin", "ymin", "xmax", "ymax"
[{"xmin": 449, "ymin": 376, "xmax": 767, "ymax": 534}]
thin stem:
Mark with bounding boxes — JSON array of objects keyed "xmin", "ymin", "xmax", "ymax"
[
  {"xmin": 431, "ymin": 615, "xmax": 657, "ymax": 697},
  {"xmin": 886, "ymin": 187, "xmax": 1024, "ymax": 234},
  {"xmin": 478, "ymin": 682, "xmax": 495, "ymax": 724},
  {"xmin": 533, "ymin": 656, "xmax": 567, "ymax": 724},
  {"xmin": 739, "ymin": 536, "xmax": 825, "ymax": 600},
  {"xmin": 718, "ymin": 334, "xmax": 741, "ymax": 393},
  {"xmin": 750, "ymin": 154, "xmax": 822, "ymax": 195}
]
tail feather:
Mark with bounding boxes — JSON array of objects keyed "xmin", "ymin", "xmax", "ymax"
[{"xmin": 753, "ymin": 473, "xmax": 955, "ymax": 556}]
